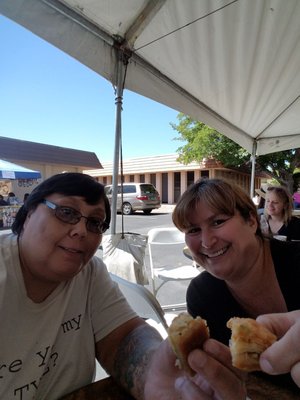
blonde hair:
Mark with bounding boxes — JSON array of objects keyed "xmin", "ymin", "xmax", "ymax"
[
  {"xmin": 265, "ymin": 186, "xmax": 293, "ymax": 224},
  {"xmin": 172, "ymin": 178, "xmax": 262, "ymax": 237}
]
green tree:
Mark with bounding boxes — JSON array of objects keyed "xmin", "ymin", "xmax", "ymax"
[{"xmin": 171, "ymin": 113, "xmax": 300, "ymax": 192}]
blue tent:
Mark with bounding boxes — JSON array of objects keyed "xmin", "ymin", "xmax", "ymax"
[{"xmin": 0, "ymin": 159, "xmax": 41, "ymax": 180}]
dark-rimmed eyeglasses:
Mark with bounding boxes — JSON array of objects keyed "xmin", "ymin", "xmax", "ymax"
[{"xmin": 42, "ymin": 199, "xmax": 109, "ymax": 234}]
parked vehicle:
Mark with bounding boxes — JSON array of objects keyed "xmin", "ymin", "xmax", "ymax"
[{"xmin": 104, "ymin": 183, "xmax": 161, "ymax": 215}]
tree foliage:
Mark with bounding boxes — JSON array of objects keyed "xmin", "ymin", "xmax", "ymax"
[{"xmin": 171, "ymin": 113, "xmax": 300, "ymax": 192}]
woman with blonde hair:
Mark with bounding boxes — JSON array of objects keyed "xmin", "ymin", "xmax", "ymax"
[{"xmin": 262, "ymin": 185, "xmax": 300, "ymax": 240}]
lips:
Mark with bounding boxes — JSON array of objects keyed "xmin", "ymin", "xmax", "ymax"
[
  {"xmin": 60, "ymin": 246, "xmax": 83, "ymax": 254},
  {"xmin": 200, "ymin": 245, "xmax": 229, "ymax": 258}
]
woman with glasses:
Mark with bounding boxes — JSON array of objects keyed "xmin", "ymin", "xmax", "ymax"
[
  {"xmin": 172, "ymin": 178, "xmax": 300, "ymax": 395},
  {"xmin": 261, "ymin": 185, "xmax": 300, "ymax": 241},
  {"xmin": 1, "ymin": 172, "xmax": 245, "ymax": 400}
]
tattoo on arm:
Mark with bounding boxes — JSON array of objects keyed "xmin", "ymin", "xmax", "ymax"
[{"xmin": 113, "ymin": 324, "xmax": 162, "ymax": 400}]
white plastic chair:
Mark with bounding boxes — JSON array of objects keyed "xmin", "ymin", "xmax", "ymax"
[
  {"xmin": 110, "ymin": 272, "xmax": 176, "ymax": 336},
  {"xmin": 96, "ymin": 272, "xmax": 177, "ymax": 382},
  {"xmin": 147, "ymin": 227, "xmax": 200, "ymax": 310},
  {"xmin": 96, "ymin": 273, "xmax": 174, "ymax": 382}
]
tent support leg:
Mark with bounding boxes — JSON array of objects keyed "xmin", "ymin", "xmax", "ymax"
[
  {"xmin": 250, "ymin": 140, "xmax": 257, "ymax": 199},
  {"xmin": 111, "ymin": 54, "xmax": 125, "ymax": 235}
]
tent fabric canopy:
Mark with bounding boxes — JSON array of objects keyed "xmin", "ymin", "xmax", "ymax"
[
  {"xmin": 0, "ymin": 159, "xmax": 41, "ymax": 180},
  {"xmin": 1, "ymin": 0, "xmax": 300, "ymax": 158}
]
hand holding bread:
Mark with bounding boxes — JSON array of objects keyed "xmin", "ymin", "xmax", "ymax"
[
  {"xmin": 168, "ymin": 312, "xmax": 209, "ymax": 375},
  {"xmin": 168, "ymin": 313, "xmax": 277, "ymax": 374}
]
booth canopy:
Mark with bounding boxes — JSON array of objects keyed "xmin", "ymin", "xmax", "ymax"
[
  {"xmin": 1, "ymin": 0, "xmax": 300, "ymax": 156},
  {"xmin": 0, "ymin": 159, "xmax": 41, "ymax": 180}
]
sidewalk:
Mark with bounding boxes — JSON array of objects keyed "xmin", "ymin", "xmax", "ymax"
[
  {"xmin": 153, "ymin": 204, "xmax": 175, "ymax": 213},
  {"xmin": 0, "ymin": 228, "xmax": 11, "ymax": 235}
]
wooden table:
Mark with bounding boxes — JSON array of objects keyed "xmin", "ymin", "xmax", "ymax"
[
  {"xmin": 246, "ymin": 373, "xmax": 300, "ymax": 399},
  {"xmin": 60, "ymin": 377, "xmax": 134, "ymax": 400},
  {"xmin": 60, "ymin": 373, "xmax": 299, "ymax": 400}
]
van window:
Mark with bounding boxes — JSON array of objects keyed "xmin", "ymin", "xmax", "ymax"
[
  {"xmin": 122, "ymin": 185, "xmax": 136, "ymax": 194},
  {"xmin": 140, "ymin": 184, "xmax": 157, "ymax": 194}
]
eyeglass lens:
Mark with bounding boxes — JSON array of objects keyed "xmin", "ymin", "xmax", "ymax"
[
  {"xmin": 57, "ymin": 207, "xmax": 108, "ymax": 233},
  {"xmin": 46, "ymin": 203, "xmax": 107, "ymax": 234}
]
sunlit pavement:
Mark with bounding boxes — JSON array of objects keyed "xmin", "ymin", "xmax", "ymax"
[{"xmin": 0, "ymin": 228, "xmax": 11, "ymax": 235}]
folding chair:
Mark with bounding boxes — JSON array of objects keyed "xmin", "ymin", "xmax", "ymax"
[
  {"xmin": 110, "ymin": 272, "xmax": 176, "ymax": 337},
  {"xmin": 147, "ymin": 227, "xmax": 200, "ymax": 310},
  {"xmin": 95, "ymin": 273, "xmax": 176, "ymax": 382}
]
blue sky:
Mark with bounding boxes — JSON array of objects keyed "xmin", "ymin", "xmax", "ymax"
[{"xmin": 0, "ymin": 15, "xmax": 181, "ymax": 163}]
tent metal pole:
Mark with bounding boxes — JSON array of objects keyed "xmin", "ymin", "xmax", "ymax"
[
  {"xmin": 111, "ymin": 53, "xmax": 124, "ymax": 234},
  {"xmin": 250, "ymin": 140, "xmax": 257, "ymax": 199}
]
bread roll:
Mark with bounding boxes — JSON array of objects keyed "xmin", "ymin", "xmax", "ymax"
[
  {"xmin": 227, "ymin": 317, "xmax": 277, "ymax": 372},
  {"xmin": 168, "ymin": 312, "xmax": 209, "ymax": 376}
]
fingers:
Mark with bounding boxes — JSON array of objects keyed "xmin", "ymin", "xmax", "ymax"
[
  {"xmin": 203, "ymin": 339, "xmax": 246, "ymax": 378},
  {"xmin": 257, "ymin": 310, "xmax": 300, "ymax": 338},
  {"xmin": 259, "ymin": 318, "xmax": 300, "ymax": 376},
  {"xmin": 257, "ymin": 310, "xmax": 300, "ymax": 388},
  {"xmin": 186, "ymin": 339, "xmax": 246, "ymax": 400},
  {"xmin": 290, "ymin": 362, "xmax": 300, "ymax": 388},
  {"xmin": 175, "ymin": 376, "xmax": 212, "ymax": 400}
]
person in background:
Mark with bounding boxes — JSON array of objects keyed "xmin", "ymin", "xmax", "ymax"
[
  {"xmin": 0, "ymin": 194, "xmax": 8, "ymax": 206},
  {"xmin": 292, "ymin": 187, "xmax": 300, "ymax": 209},
  {"xmin": 172, "ymin": 178, "xmax": 300, "ymax": 393},
  {"xmin": 254, "ymin": 187, "xmax": 266, "ymax": 216},
  {"xmin": 23, "ymin": 192, "xmax": 30, "ymax": 204},
  {"xmin": 7, "ymin": 191, "xmax": 20, "ymax": 205},
  {"xmin": 261, "ymin": 185, "xmax": 300, "ymax": 240},
  {"xmin": 0, "ymin": 172, "xmax": 244, "ymax": 400}
]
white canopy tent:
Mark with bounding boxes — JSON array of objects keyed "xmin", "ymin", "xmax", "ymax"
[{"xmin": 1, "ymin": 0, "xmax": 300, "ymax": 232}]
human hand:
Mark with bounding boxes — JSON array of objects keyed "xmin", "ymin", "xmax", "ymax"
[
  {"xmin": 144, "ymin": 338, "xmax": 246, "ymax": 400},
  {"xmin": 257, "ymin": 310, "xmax": 300, "ymax": 387}
]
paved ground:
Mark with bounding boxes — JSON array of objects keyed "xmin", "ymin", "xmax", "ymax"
[{"xmin": 153, "ymin": 203, "xmax": 176, "ymax": 213}]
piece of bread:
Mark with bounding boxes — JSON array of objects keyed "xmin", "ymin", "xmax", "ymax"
[
  {"xmin": 168, "ymin": 312, "xmax": 209, "ymax": 376},
  {"xmin": 227, "ymin": 317, "xmax": 277, "ymax": 372}
]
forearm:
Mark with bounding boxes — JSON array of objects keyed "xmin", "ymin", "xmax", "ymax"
[{"xmin": 112, "ymin": 324, "xmax": 162, "ymax": 399}]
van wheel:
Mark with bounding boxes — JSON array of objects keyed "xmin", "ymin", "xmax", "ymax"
[
  {"xmin": 143, "ymin": 209, "xmax": 152, "ymax": 215},
  {"xmin": 122, "ymin": 202, "xmax": 133, "ymax": 215}
]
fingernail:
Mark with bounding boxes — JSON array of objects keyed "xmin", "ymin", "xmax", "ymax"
[{"xmin": 260, "ymin": 358, "xmax": 274, "ymax": 373}]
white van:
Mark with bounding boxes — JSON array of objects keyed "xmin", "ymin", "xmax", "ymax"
[{"xmin": 104, "ymin": 183, "xmax": 161, "ymax": 215}]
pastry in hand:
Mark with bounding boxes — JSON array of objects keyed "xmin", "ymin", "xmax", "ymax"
[
  {"xmin": 168, "ymin": 312, "xmax": 209, "ymax": 376},
  {"xmin": 227, "ymin": 317, "xmax": 277, "ymax": 372}
]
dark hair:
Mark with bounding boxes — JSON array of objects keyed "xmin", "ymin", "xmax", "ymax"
[
  {"xmin": 12, "ymin": 173, "xmax": 111, "ymax": 235},
  {"xmin": 23, "ymin": 193, "xmax": 30, "ymax": 202},
  {"xmin": 172, "ymin": 178, "xmax": 262, "ymax": 238}
]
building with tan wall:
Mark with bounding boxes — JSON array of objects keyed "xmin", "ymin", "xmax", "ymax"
[
  {"xmin": 85, "ymin": 154, "xmax": 266, "ymax": 204},
  {"xmin": 0, "ymin": 136, "xmax": 267, "ymax": 205},
  {"xmin": 0, "ymin": 136, "xmax": 102, "ymax": 200}
]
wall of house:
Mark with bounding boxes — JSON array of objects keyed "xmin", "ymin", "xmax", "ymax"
[{"xmin": 95, "ymin": 168, "xmax": 262, "ymax": 204}]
